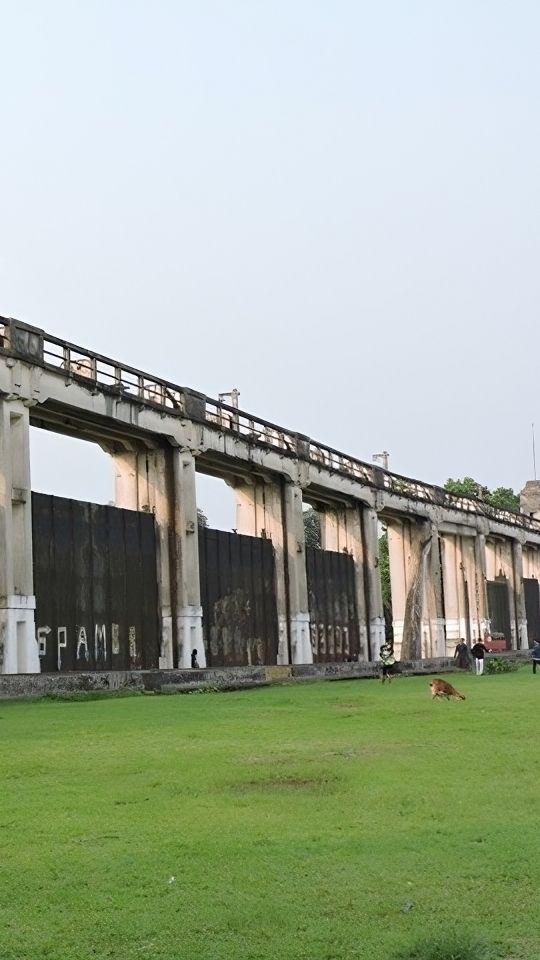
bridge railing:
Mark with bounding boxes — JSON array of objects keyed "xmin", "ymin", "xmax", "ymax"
[{"xmin": 1, "ymin": 317, "xmax": 538, "ymax": 534}]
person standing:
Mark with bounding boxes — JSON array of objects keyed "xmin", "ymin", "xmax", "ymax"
[
  {"xmin": 379, "ymin": 641, "xmax": 396, "ymax": 684},
  {"xmin": 531, "ymin": 639, "xmax": 540, "ymax": 675},
  {"xmin": 471, "ymin": 640, "xmax": 489, "ymax": 675},
  {"xmin": 454, "ymin": 638, "xmax": 471, "ymax": 670}
]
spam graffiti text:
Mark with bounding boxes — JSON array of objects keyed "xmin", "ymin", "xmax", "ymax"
[{"xmin": 36, "ymin": 623, "xmax": 137, "ymax": 671}]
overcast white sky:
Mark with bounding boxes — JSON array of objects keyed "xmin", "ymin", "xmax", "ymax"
[{"xmin": 2, "ymin": 1, "xmax": 539, "ymax": 528}]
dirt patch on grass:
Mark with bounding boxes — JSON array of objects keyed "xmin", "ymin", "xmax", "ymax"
[{"xmin": 234, "ymin": 773, "xmax": 337, "ymax": 792}]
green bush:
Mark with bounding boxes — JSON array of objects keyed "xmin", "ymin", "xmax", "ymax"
[
  {"xmin": 484, "ymin": 656, "xmax": 518, "ymax": 674},
  {"xmin": 391, "ymin": 930, "xmax": 499, "ymax": 960}
]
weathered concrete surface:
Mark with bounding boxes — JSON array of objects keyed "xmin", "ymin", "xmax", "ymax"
[{"xmin": 0, "ymin": 652, "xmax": 531, "ymax": 700}]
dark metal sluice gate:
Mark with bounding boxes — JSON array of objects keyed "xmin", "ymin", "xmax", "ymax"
[
  {"xmin": 32, "ymin": 493, "xmax": 160, "ymax": 671},
  {"xmin": 306, "ymin": 547, "xmax": 360, "ymax": 662},
  {"xmin": 198, "ymin": 528, "xmax": 279, "ymax": 667}
]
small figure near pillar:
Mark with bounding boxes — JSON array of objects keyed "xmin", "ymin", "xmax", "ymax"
[
  {"xmin": 471, "ymin": 640, "xmax": 489, "ymax": 676},
  {"xmin": 531, "ymin": 639, "xmax": 540, "ymax": 675},
  {"xmin": 379, "ymin": 640, "xmax": 396, "ymax": 684},
  {"xmin": 191, "ymin": 649, "xmax": 200, "ymax": 669},
  {"xmin": 454, "ymin": 638, "xmax": 471, "ymax": 671}
]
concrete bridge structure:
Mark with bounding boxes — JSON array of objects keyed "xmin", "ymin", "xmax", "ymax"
[{"xmin": 1, "ymin": 316, "xmax": 540, "ymax": 675}]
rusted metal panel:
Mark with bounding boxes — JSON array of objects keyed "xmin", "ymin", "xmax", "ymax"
[
  {"xmin": 486, "ymin": 578, "xmax": 511, "ymax": 648},
  {"xmin": 524, "ymin": 578, "xmax": 540, "ymax": 645},
  {"xmin": 32, "ymin": 493, "xmax": 160, "ymax": 672},
  {"xmin": 306, "ymin": 547, "xmax": 360, "ymax": 662},
  {"xmin": 199, "ymin": 528, "xmax": 279, "ymax": 667}
]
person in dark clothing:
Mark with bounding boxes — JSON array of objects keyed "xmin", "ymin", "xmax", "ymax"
[
  {"xmin": 471, "ymin": 640, "xmax": 489, "ymax": 676},
  {"xmin": 531, "ymin": 640, "xmax": 540, "ymax": 674},
  {"xmin": 454, "ymin": 639, "xmax": 471, "ymax": 670},
  {"xmin": 379, "ymin": 642, "xmax": 396, "ymax": 683},
  {"xmin": 191, "ymin": 649, "xmax": 200, "ymax": 669}
]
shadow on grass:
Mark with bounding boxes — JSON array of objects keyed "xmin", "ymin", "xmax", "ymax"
[{"xmin": 391, "ymin": 930, "xmax": 501, "ymax": 960}]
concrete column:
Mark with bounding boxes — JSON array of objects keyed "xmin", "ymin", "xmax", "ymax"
[
  {"xmin": 512, "ymin": 540, "xmax": 528, "ymax": 650},
  {"xmin": 485, "ymin": 538, "xmax": 516, "ymax": 648},
  {"xmin": 361, "ymin": 507, "xmax": 385, "ymax": 660},
  {"xmin": 234, "ymin": 478, "xmax": 312, "ymax": 664},
  {"xmin": 320, "ymin": 506, "xmax": 369, "ymax": 660},
  {"xmin": 235, "ymin": 479, "xmax": 288, "ymax": 663},
  {"xmin": 425, "ymin": 528, "xmax": 446, "ymax": 658},
  {"xmin": 113, "ymin": 447, "xmax": 204, "ymax": 669},
  {"xmin": 0, "ymin": 398, "xmax": 39, "ymax": 674},
  {"xmin": 440, "ymin": 533, "xmax": 469, "ymax": 651},
  {"xmin": 387, "ymin": 520, "xmax": 407, "ymax": 655},
  {"xmin": 473, "ymin": 533, "xmax": 490, "ymax": 641},
  {"xmin": 387, "ymin": 518, "xmax": 433, "ymax": 660},
  {"xmin": 171, "ymin": 450, "xmax": 204, "ymax": 668},
  {"xmin": 114, "ymin": 448, "xmax": 176, "ymax": 668}
]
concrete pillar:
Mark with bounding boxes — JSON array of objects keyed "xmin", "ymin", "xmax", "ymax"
[
  {"xmin": 320, "ymin": 506, "xmax": 369, "ymax": 660},
  {"xmin": 425, "ymin": 528, "xmax": 446, "ymax": 658},
  {"xmin": 361, "ymin": 507, "xmax": 385, "ymax": 660},
  {"xmin": 113, "ymin": 447, "xmax": 203, "ymax": 669},
  {"xmin": 387, "ymin": 518, "xmax": 435, "ymax": 660},
  {"xmin": 114, "ymin": 448, "xmax": 175, "ymax": 668},
  {"xmin": 0, "ymin": 398, "xmax": 39, "ymax": 674},
  {"xmin": 234, "ymin": 478, "xmax": 312, "ymax": 664},
  {"xmin": 473, "ymin": 533, "xmax": 490, "ymax": 641},
  {"xmin": 485, "ymin": 538, "xmax": 517, "ymax": 648},
  {"xmin": 512, "ymin": 540, "xmax": 528, "ymax": 650},
  {"xmin": 172, "ymin": 451, "xmax": 204, "ymax": 668}
]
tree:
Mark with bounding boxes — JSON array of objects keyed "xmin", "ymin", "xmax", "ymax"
[
  {"xmin": 487, "ymin": 487, "xmax": 520, "ymax": 511},
  {"xmin": 197, "ymin": 508, "xmax": 209, "ymax": 528},
  {"xmin": 444, "ymin": 478, "xmax": 520, "ymax": 512},
  {"xmin": 303, "ymin": 508, "xmax": 321, "ymax": 548}
]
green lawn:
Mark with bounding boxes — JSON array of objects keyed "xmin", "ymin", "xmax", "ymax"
[{"xmin": 1, "ymin": 669, "xmax": 538, "ymax": 960}]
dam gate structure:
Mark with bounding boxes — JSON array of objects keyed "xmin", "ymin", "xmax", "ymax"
[{"xmin": 1, "ymin": 316, "xmax": 540, "ymax": 674}]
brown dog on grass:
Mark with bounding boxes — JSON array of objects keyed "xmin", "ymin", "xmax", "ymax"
[{"xmin": 429, "ymin": 678, "xmax": 466, "ymax": 701}]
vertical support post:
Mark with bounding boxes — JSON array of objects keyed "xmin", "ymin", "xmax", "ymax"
[
  {"xmin": 387, "ymin": 519, "xmax": 407, "ymax": 656},
  {"xmin": 388, "ymin": 517, "xmax": 432, "ymax": 661},
  {"xmin": 114, "ymin": 448, "xmax": 176, "ymax": 668},
  {"xmin": 361, "ymin": 507, "xmax": 385, "ymax": 660},
  {"xmin": 425, "ymin": 527, "xmax": 446, "ymax": 657},
  {"xmin": 440, "ymin": 533, "xmax": 468, "ymax": 652},
  {"xmin": 473, "ymin": 533, "xmax": 490, "ymax": 641},
  {"xmin": 388, "ymin": 518, "xmax": 439, "ymax": 659},
  {"xmin": 234, "ymin": 478, "xmax": 312, "ymax": 664},
  {"xmin": 113, "ymin": 447, "xmax": 204, "ymax": 668},
  {"xmin": 234, "ymin": 479, "xmax": 289, "ymax": 663},
  {"xmin": 172, "ymin": 450, "xmax": 204, "ymax": 668},
  {"xmin": 320, "ymin": 506, "xmax": 369, "ymax": 660},
  {"xmin": 282, "ymin": 483, "xmax": 312, "ymax": 664},
  {"xmin": 512, "ymin": 540, "xmax": 528, "ymax": 650},
  {"xmin": 0, "ymin": 399, "xmax": 39, "ymax": 674}
]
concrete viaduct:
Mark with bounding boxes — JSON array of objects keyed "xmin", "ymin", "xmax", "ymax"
[{"xmin": 1, "ymin": 316, "xmax": 540, "ymax": 675}]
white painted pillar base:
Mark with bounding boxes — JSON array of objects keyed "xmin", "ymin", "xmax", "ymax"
[
  {"xmin": 370, "ymin": 617, "xmax": 387, "ymax": 660},
  {"xmin": 392, "ymin": 619, "xmax": 404, "ymax": 656},
  {"xmin": 0, "ymin": 597, "xmax": 40, "ymax": 674},
  {"xmin": 277, "ymin": 616, "xmax": 289, "ymax": 665},
  {"xmin": 428, "ymin": 618, "xmax": 446, "ymax": 658},
  {"xmin": 290, "ymin": 612, "xmax": 312, "ymax": 664},
  {"xmin": 158, "ymin": 616, "xmax": 174, "ymax": 670},
  {"xmin": 176, "ymin": 606, "xmax": 205, "ymax": 668}
]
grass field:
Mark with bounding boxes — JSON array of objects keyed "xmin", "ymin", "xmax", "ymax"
[{"xmin": 1, "ymin": 669, "xmax": 539, "ymax": 960}]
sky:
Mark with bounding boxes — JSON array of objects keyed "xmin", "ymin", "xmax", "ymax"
[{"xmin": 2, "ymin": 1, "xmax": 540, "ymax": 529}]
